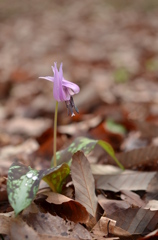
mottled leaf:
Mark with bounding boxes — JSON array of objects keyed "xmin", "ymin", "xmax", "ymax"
[
  {"xmin": 55, "ymin": 136, "xmax": 124, "ymax": 169},
  {"xmin": 71, "ymin": 151, "xmax": 97, "ymax": 217},
  {"xmin": 7, "ymin": 162, "xmax": 70, "ymax": 215},
  {"xmin": 42, "ymin": 164, "xmax": 70, "ymax": 193}
]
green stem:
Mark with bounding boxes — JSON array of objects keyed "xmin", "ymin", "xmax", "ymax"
[{"xmin": 52, "ymin": 101, "xmax": 58, "ymax": 167}]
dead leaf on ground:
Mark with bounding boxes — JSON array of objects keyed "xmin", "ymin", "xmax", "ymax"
[
  {"xmin": 58, "ymin": 115, "xmax": 102, "ymax": 135},
  {"xmin": 92, "ymin": 216, "xmax": 131, "ymax": 239},
  {"xmin": 96, "ymin": 171, "xmax": 156, "ymax": 192},
  {"xmin": 108, "ymin": 208, "xmax": 158, "ymax": 235},
  {"xmin": 115, "ymin": 146, "xmax": 158, "ymax": 169},
  {"xmin": 43, "ymin": 191, "xmax": 89, "ymax": 223},
  {"xmin": 139, "ymin": 229, "xmax": 158, "ymax": 239},
  {"xmin": 0, "ymin": 117, "xmax": 52, "ymax": 137},
  {"xmin": 135, "ymin": 120, "xmax": 158, "ymax": 139},
  {"xmin": 144, "ymin": 200, "xmax": 158, "ymax": 211},
  {"xmin": 0, "ymin": 139, "xmax": 39, "ymax": 175},
  {"xmin": 71, "ymin": 151, "xmax": 98, "ymax": 217},
  {"xmin": 120, "ymin": 190, "xmax": 146, "ymax": 208},
  {"xmin": 0, "ymin": 138, "xmax": 39, "ymax": 159},
  {"xmin": 23, "ymin": 212, "xmax": 91, "ymax": 240},
  {"xmin": 90, "ymin": 164, "xmax": 122, "ymax": 175},
  {"xmin": 0, "ymin": 215, "xmax": 12, "ymax": 235},
  {"xmin": 98, "ymin": 194, "xmax": 130, "ymax": 216}
]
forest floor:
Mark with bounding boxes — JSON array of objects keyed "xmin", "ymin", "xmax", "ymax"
[{"xmin": 0, "ymin": 1, "xmax": 158, "ymax": 239}]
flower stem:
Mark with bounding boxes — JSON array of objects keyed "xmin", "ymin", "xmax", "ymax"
[{"xmin": 52, "ymin": 101, "xmax": 58, "ymax": 167}]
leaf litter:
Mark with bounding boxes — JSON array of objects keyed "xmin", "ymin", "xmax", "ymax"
[{"xmin": 1, "ymin": 1, "xmax": 158, "ymax": 239}]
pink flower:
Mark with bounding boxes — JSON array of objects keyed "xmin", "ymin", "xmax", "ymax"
[{"xmin": 39, "ymin": 63, "xmax": 80, "ymax": 116}]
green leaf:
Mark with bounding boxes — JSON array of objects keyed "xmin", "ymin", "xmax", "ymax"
[
  {"xmin": 97, "ymin": 140, "xmax": 124, "ymax": 170},
  {"xmin": 55, "ymin": 137, "xmax": 124, "ymax": 170},
  {"xmin": 7, "ymin": 162, "xmax": 70, "ymax": 215},
  {"xmin": 42, "ymin": 163, "xmax": 70, "ymax": 193},
  {"xmin": 106, "ymin": 119, "xmax": 126, "ymax": 135},
  {"xmin": 114, "ymin": 67, "xmax": 129, "ymax": 83}
]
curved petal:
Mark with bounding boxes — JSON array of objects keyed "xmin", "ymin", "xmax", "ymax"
[
  {"xmin": 62, "ymin": 79, "xmax": 80, "ymax": 95},
  {"xmin": 39, "ymin": 76, "xmax": 54, "ymax": 82}
]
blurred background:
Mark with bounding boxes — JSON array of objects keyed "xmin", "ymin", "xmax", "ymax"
[{"xmin": 0, "ymin": 0, "xmax": 158, "ymax": 169}]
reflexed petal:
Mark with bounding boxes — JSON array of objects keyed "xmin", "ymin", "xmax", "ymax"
[
  {"xmin": 39, "ymin": 76, "xmax": 54, "ymax": 82},
  {"xmin": 39, "ymin": 62, "xmax": 80, "ymax": 104}
]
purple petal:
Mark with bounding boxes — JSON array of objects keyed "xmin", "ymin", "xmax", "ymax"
[
  {"xmin": 39, "ymin": 76, "xmax": 54, "ymax": 82},
  {"xmin": 53, "ymin": 63, "xmax": 70, "ymax": 101},
  {"xmin": 39, "ymin": 62, "xmax": 80, "ymax": 103},
  {"xmin": 62, "ymin": 79, "xmax": 80, "ymax": 95}
]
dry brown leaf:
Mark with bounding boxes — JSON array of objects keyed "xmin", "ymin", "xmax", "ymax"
[
  {"xmin": 135, "ymin": 121, "xmax": 158, "ymax": 139},
  {"xmin": 144, "ymin": 200, "xmax": 158, "ymax": 211},
  {"xmin": 24, "ymin": 212, "xmax": 91, "ymax": 240},
  {"xmin": 139, "ymin": 229, "xmax": 158, "ymax": 239},
  {"xmin": 0, "ymin": 138, "xmax": 39, "ymax": 159},
  {"xmin": 96, "ymin": 170, "xmax": 156, "ymax": 192},
  {"xmin": 92, "ymin": 216, "xmax": 131, "ymax": 239},
  {"xmin": 98, "ymin": 194, "xmax": 130, "ymax": 215},
  {"xmin": 0, "ymin": 215, "xmax": 11, "ymax": 235},
  {"xmin": 43, "ymin": 191, "xmax": 89, "ymax": 223},
  {"xmin": 145, "ymin": 173, "xmax": 158, "ymax": 202},
  {"xmin": 108, "ymin": 208, "xmax": 158, "ymax": 235},
  {"xmin": 58, "ymin": 115, "xmax": 101, "ymax": 135},
  {"xmin": 115, "ymin": 146, "xmax": 158, "ymax": 169},
  {"xmin": 1, "ymin": 117, "xmax": 52, "ymax": 137},
  {"xmin": 9, "ymin": 217, "xmax": 40, "ymax": 240},
  {"xmin": 121, "ymin": 190, "xmax": 146, "ymax": 208},
  {"xmin": 71, "ymin": 151, "xmax": 98, "ymax": 217},
  {"xmin": 9, "ymin": 216, "xmax": 76, "ymax": 240},
  {"xmin": 90, "ymin": 164, "xmax": 122, "ymax": 175}
]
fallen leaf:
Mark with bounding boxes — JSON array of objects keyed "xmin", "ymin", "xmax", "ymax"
[
  {"xmin": 144, "ymin": 200, "xmax": 158, "ymax": 211},
  {"xmin": 9, "ymin": 217, "xmax": 40, "ymax": 240},
  {"xmin": 139, "ymin": 229, "xmax": 158, "ymax": 239},
  {"xmin": 71, "ymin": 151, "xmax": 98, "ymax": 217},
  {"xmin": 43, "ymin": 191, "xmax": 89, "ymax": 223},
  {"xmin": 92, "ymin": 216, "xmax": 131, "ymax": 238},
  {"xmin": 98, "ymin": 194, "xmax": 130, "ymax": 215},
  {"xmin": 120, "ymin": 190, "xmax": 146, "ymax": 208},
  {"xmin": 136, "ymin": 121, "xmax": 158, "ymax": 139},
  {"xmin": 90, "ymin": 164, "xmax": 122, "ymax": 175},
  {"xmin": 24, "ymin": 212, "xmax": 91, "ymax": 239},
  {"xmin": 116, "ymin": 146, "xmax": 158, "ymax": 169},
  {"xmin": 108, "ymin": 208, "xmax": 158, "ymax": 235},
  {"xmin": 96, "ymin": 171, "xmax": 156, "ymax": 192},
  {"xmin": 1, "ymin": 117, "xmax": 52, "ymax": 137},
  {"xmin": 0, "ymin": 215, "xmax": 11, "ymax": 235},
  {"xmin": 0, "ymin": 138, "xmax": 39, "ymax": 159},
  {"xmin": 10, "ymin": 216, "xmax": 75, "ymax": 240},
  {"xmin": 58, "ymin": 115, "xmax": 102, "ymax": 135}
]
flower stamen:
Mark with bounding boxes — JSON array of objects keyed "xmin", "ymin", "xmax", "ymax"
[{"xmin": 65, "ymin": 96, "xmax": 79, "ymax": 117}]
